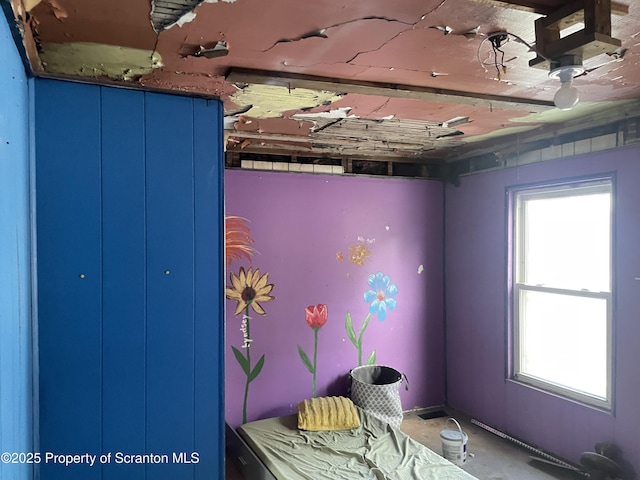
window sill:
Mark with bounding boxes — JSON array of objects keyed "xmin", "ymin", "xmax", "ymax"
[{"xmin": 506, "ymin": 378, "xmax": 614, "ymax": 415}]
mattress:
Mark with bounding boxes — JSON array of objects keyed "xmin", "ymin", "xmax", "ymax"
[{"xmin": 237, "ymin": 407, "xmax": 478, "ymax": 480}]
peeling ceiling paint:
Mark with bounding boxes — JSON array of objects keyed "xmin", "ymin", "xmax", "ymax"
[
  {"xmin": 460, "ymin": 99, "xmax": 639, "ymax": 144},
  {"xmin": 27, "ymin": 0, "xmax": 66, "ymax": 18},
  {"xmin": 7, "ymin": 0, "xmax": 640, "ymax": 171},
  {"xmin": 292, "ymin": 107, "xmax": 353, "ymax": 121},
  {"xmin": 509, "ymin": 100, "xmax": 637, "ymax": 125},
  {"xmin": 39, "ymin": 42, "xmax": 163, "ymax": 81},
  {"xmin": 172, "ymin": 11, "xmax": 198, "ymax": 29},
  {"xmin": 229, "ymin": 84, "xmax": 344, "ymax": 119},
  {"xmin": 23, "ymin": 0, "xmax": 42, "ymax": 12}
]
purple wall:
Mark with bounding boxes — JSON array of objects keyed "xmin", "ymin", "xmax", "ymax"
[
  {"xmin": 225, "ymin": 170, "xmax": 444, "ymax": 426},
  {"xmin": 445, "ymin": 147, "xmax": 640, "ymax": 476}
]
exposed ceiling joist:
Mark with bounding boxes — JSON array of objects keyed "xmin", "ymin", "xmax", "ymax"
[
  {"xmin": 227, "ymin": 138, "xmax": 426, "ymax": 160},
  {"xmin": 469, "ymin": 0, "xmax": 628, "ymax": 16},
  {"xmin": 229, "ymin": 131, "xmax": 428, "ymax": 151},
  {"xmin": 227, "ymin": 117, "xmax": 466, "ymax": 158},
  {"xmin": 150, "ymin": 0, "xmax": 203, "ymax": 32},
  {"xmin": 226, "ymin": 69, "xmax": 555, "ymax": 113}
]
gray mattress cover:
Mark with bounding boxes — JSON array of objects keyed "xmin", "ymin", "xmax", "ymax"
[{"xmin": 237, "ymin": 408, "xmax": 478, "ymax": 480}]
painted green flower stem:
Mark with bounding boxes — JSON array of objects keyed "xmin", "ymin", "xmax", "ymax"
[
  {"xmin": 312, "ymin": 327, "xmax": 319, "ymax": 397},
  {"xmin": 357, "ymin": 313, "xmax": 372, "ymax": 366},
  {"xmin": 299, "ymin": 304, "xmax": 327, "ymax": 398},
  {"xmin": 242, "ymin": 306, "xmax": 251, "ymax": 424},
  {"xmin": 231, "ymin": 305, "xmax": 265, "ymax": 423},
  {"xmin": 346, "ymin": 312, "xmax": 376, "ymax": 366}
]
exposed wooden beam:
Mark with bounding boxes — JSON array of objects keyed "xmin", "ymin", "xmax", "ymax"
[
  {"xmin": 529, "ymin": 0, "xmax": 622, "ymax": 69},
  {"xmin": 469, "ymin": 0, "xmax": 628, "ymax": 17},
  {"xmin": 226, "ymin": 68, "xmax": 555, "ymax": 113},
  {"xmin": 226, "ymin": 130, "xmax": 447, "ymax": 153},
  {"xmin": 226, "ymin": 141, "xmax": 427, "ymax": 161}
]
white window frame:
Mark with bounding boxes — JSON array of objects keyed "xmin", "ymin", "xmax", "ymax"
[{"xmin": 511, "ymin": 178, "xmax": 613, "ymax": 411}]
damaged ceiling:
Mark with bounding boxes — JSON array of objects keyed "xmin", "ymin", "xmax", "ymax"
[{"xmin": 4, "ymin": 0, "xmax": 640, "ymax": 178}]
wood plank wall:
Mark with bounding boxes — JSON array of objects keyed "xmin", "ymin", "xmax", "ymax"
[{"xmin": 34, "ymin": 79, "xmax": 224, "ymax": 480}]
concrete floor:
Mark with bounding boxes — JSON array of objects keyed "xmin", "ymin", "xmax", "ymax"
[
  {"xmin": 400, "ymin": 408, "xmax": 582, "ymax": 480},
  {"xmin": 225, "ymin": 407, "xmax": 584, "ymax": 480}
]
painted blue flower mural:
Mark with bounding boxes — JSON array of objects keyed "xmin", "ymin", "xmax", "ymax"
[
  {"xmin": 346, "ymin": 271, "xmax": 399, "ymax": 366},
  {"xmin": 364, "ymin": 272, "xmax": 398, "ymax": 321}
]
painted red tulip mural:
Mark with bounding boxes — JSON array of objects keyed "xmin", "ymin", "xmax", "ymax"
[
  {"xmin": 346, "ymin": 272, "xmax": 398, "ymax": 366},
  {"xmin": 297, "ymin": 304, "xmax": 328, "ymax": 397},
  {"xmin": 225, "ymin": 266, "xmax": 275, "ymax": 423}
]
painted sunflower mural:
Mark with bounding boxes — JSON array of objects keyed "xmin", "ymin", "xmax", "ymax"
[{"xmin": 226, "ymin": 266, "xmax": 275, "ymax": 424}]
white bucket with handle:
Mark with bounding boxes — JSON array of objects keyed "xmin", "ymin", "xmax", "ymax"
[{"xmin": 440, "ymin": 417, "xmax": 468, "ymax": 465}]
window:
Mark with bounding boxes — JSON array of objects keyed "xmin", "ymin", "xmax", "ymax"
[{"xmin": 511, "ymin": 178, "xmax": 613, "ymax": 410}]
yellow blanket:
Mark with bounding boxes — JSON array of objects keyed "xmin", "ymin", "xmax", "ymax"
[{"xmin": 297, "ymin": 396, "xmax": 360, "ymax": 431}]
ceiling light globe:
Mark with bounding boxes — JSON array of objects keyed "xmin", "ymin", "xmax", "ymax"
[{"xmin": 554, "ymin": 80, "xmax": 579, "ymax": 110}]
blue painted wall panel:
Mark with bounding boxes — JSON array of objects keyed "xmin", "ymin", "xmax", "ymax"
[
  {"xmin": 100, "ymin": 88, "xmax": 147, "ymax": 479},
  {"xmin": 144, "ymin": 93, "xmax": 196, "ymax": 478},
  {"xmin": 193, "ymin": 99, "xmax": 225, "ymax": 479},
  {"xmin": 35, "ymin": 80, "xmax": 103, "ymax": 480},
  {"xmin": 35, "ymin": 79, "xmax": 224, "ymax": 480},
  {"xmin": 0, "ymin": 12, "xmax": 33, "ymax": 480}
]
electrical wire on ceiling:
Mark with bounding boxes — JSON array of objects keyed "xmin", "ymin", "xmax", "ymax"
[
  {"xmin": 477, "ymin": 31, "xmax": 551, "ymax": 80},
  {"xmin": 490, "ymin": 33, "xmax": 507, "ymax": 79},
  {"xmin": 478, "ymin": 31, "xmax": 589, "ymax": 110}
]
